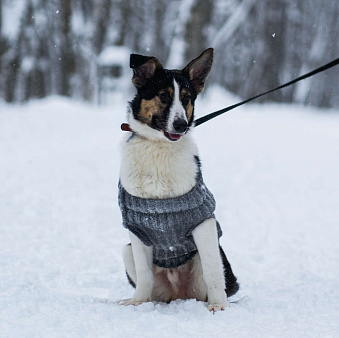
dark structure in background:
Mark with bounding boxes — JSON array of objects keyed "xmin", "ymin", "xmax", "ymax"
[{"xmin": 0, "ymin": 0, "xmax": 338, "ymax": 107}]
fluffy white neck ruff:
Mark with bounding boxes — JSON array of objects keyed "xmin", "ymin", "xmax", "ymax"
[{"xmin": 120, "ymin": 116, "xmax": 198, "ymax": 199}]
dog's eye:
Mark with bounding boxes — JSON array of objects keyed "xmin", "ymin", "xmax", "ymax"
[
  {"xmin": 182, "ymin": 94, "xmax": 191, "ymax": 105},
  {"xmin": 159, "ymin": 92, "xmax": 169, "ymax": 103}
]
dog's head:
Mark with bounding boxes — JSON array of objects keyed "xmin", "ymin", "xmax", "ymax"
[{"xmin": 128, "ymin": 48, "xmax": 213, "ymax": 142}]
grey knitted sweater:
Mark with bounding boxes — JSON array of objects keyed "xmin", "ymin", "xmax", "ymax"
[{"xmin": 118, "ymin": 171, "xmax": 222, "ymax": 268}]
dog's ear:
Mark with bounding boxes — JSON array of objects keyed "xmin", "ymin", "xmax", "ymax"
[
  {"xmin": 130, "ymin": 54, "xmax": 162, "ymax": 89},
  {"xmin": 182, "ymin": 48, "xmax": 213, "ymax": 94}
]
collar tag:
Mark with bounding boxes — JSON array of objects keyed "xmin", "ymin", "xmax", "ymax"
[{"xmin": 121, "ymin": 123, "xmax": 132, "ymax": 132}]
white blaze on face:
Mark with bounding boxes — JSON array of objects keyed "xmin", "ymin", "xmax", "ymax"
[{"xmin": 167, "ymin": 79, "xmax": 187, "ymax": 133}]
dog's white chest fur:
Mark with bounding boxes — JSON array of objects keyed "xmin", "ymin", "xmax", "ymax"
[{"xmin": 119, "ymin": 133, "xmax": 198, "ymax": 199}]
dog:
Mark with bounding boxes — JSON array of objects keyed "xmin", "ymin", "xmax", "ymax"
[{"xmin": 118, "ymin": 48, "xmax": 239, "ymax": 312}]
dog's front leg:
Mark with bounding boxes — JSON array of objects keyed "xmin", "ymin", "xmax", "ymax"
[
  {"xmin": 120, "ymin": 232, "xmax": 154, "ymax": 306},
  {"xmin": 192, "ymin": 218, "xmax": 228, "ymax": 312}
]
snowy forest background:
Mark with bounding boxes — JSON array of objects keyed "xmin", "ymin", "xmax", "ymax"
[{"xmin": 0, "ymin": 0, "xmax": 338, "ymax": 107}]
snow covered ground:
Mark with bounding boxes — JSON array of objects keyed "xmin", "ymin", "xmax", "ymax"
[{"xmin": 1, "ymin": 89, "xmax": 338, "ymax": 337}]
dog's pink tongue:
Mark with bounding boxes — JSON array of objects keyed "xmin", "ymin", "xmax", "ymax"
[{"xmin": 168, "ymin": 133, "xmax": 181, "ymax": 140}]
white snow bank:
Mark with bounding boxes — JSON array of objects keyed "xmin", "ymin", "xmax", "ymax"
[{"xmin": 0, "ymin": 92, "xmax": 338, "ymax": 337}]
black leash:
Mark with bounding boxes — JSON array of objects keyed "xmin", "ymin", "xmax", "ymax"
[{"xmin": 194, "ymin": 57, "xmax": 339, "ymax": 127}]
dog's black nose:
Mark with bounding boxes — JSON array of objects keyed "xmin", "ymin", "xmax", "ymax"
[{"xmin": 173, "ymin": 119, "xmax": 188, "ymax": 133}]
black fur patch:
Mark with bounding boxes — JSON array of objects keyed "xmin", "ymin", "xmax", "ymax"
[
  {"xmin": 130, "ymin": 54, "xmax": 155, "ymax": 69},
  {"xmin": 219, "ymin": 245, "xmax": 239, "ymax": 297}
]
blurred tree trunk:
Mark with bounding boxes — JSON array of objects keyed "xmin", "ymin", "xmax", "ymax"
[
  {"xmin": 153, "ymin": 0, "xmax": 170, "ymax": 62},
  {"xmin": 184, "ymin": 0, "xmax": 213, "ymax": 64},
  {"xmin": 330, "ymin": 2, "xmax": 339, "ymax": 107},
  {"xmin": 166, "ymin": 0, "xmax": 195, "ymax": 69},
  {"xmin": 294, "ymin": 1, "xmax": 339, "ymax": 107},
  {"xmin": 4, "ymin": 58, "xmax": 19, "ymax": 102},
  {"xmin": 93, "ymin": 0, "xmax": 112, "ymax": 54},
  {"xmin": 0, "ymin": 0, "xmax": 3, "ymax": 76},
  {"xmin": 59, "ymin": 0, "xmax": 75, "ymax": 97},
  {"xmin": 116, "ymin": 0, "xmax": 131, "ymax": 46},
  {"xmin": 256, "ymin": 0, "xmax": 286, "ymax": 101},
  {"xmin": 0, "ymin": 0, "xmax": 2, "ymax": 39}
]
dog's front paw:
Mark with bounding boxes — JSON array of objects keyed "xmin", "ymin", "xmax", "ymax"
[
  {"xmin": 208, "ymin": 301, "xmax": 230, "ymax": 313},
  {"xmin": 118, "ymin": 298, "xmax": 147, "ymax": 306}
]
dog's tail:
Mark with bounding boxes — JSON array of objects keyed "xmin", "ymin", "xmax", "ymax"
[{"xmin": 219, "ymin": 246, "xmax": 240, "ymax": 297}]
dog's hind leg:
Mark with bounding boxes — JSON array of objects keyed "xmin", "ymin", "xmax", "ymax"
[
  {"xmin": 123, "ymin": 243, "xmax": 136, "ymax": 288},
  {"xmin": 119, "ymin": 233, "xmax": 154, "ymax": 306},
  {"xmin": 186, "ymin": 253, "xmax": 208, "ymax": 301}
]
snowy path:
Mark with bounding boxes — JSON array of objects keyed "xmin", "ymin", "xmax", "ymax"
[{"xmin": 0, "ymin": 93, "xmax": 338, "ymax": 337}]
